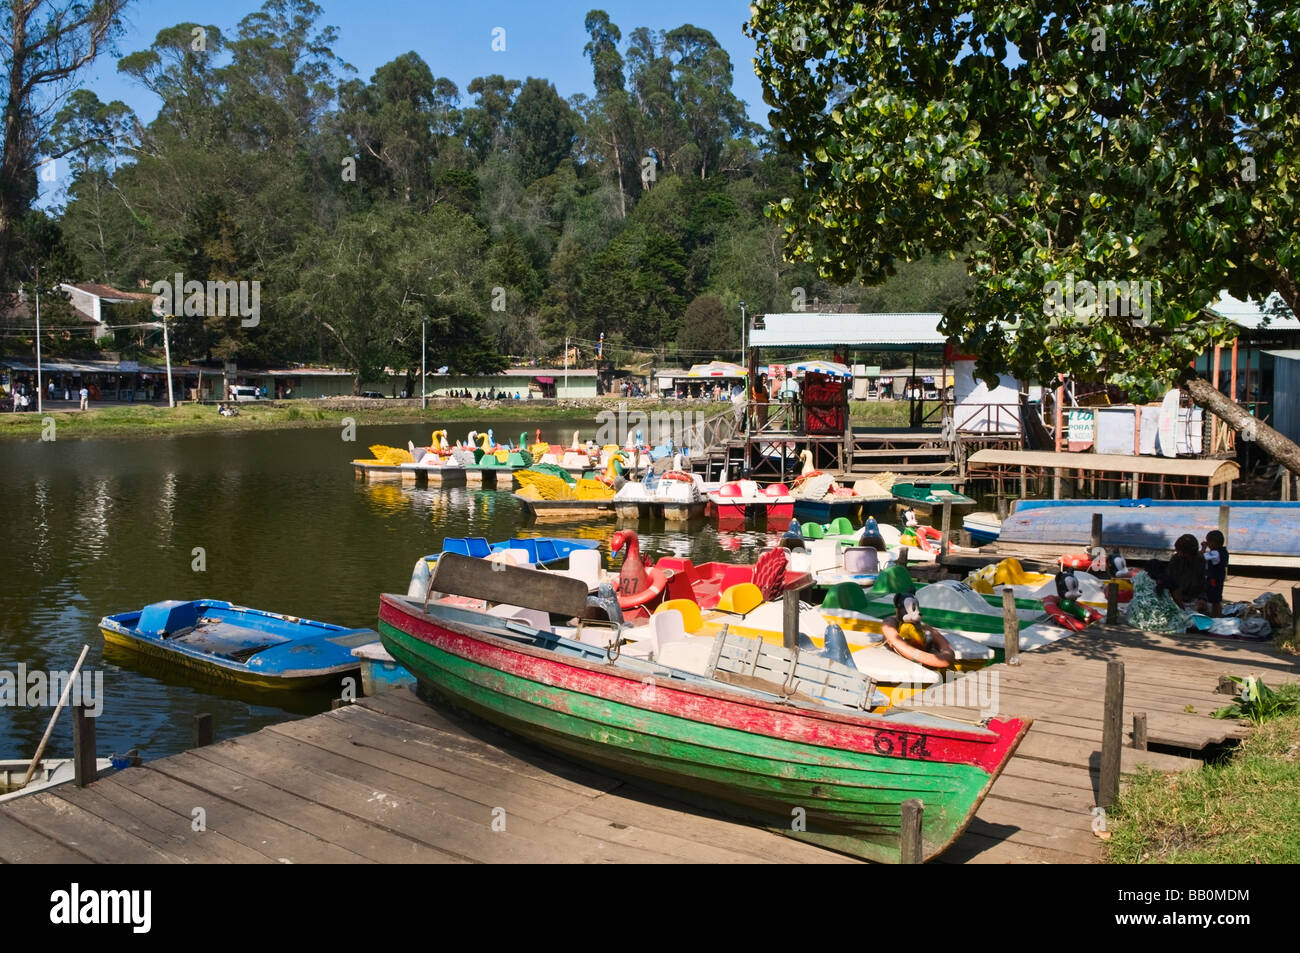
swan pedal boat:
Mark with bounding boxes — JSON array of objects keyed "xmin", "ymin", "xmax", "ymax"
[{"xmin": 382, "ymin": 553, "xmax": 1030, "ymax": 863}]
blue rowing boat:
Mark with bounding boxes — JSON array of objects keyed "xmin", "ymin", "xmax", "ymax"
[{"xmin": 99, "ymin": 600, "xmax": 378, "ymax": 690}]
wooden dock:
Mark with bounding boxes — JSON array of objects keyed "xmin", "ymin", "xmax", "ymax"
[
  {"xmin": 2, "ymin": 625, "xmax": 1295, "ymax": 864},
  {"xmin": 928, "ymin": 621, "xmax": 1298, "ymax": 863}
]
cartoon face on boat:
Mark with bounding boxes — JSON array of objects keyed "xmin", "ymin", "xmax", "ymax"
[
  {"xmin": 894, "ymin": 591, "xmax": 922, "ymax": 625},
  {"xmin": 1054, "ymin": 570, "xmax": 1082, "ymax": 602}
]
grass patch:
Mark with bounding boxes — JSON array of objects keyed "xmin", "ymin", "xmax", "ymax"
[
  {"xmin": 1104, "ymin": 708, "xmax": 1300, "ymax": 863},
  {"xmin": 0, "ymin": 397, "xmax": 721, "ymax": 442},
  {"xmin": 847, "ymin": 400, "xmax": 940, "ymax": 428},
  {"xmin": 0, "ymin": 395, "xmax": 941, "ymax": 442}
]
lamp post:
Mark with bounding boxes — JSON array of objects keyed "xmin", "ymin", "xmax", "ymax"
[
  {"xmin": 421, "ymin": 316, "xmax": 427, "ymax": 410},
  {"xmin": 34, "ymin": 268, "xmax": 42, "ymax": 414},
  {"xmin": 149, "ymin": 315, "xmax": 175, "ymax": 407},
  {"xmin": 739, "ymin": 300, "xmax": 747, "ymax": 359},
  {"xmin": 161, "ymin": 315, "xmax": 174, "ymax": 407}
]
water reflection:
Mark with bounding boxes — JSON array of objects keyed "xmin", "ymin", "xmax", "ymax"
[{"xmin": 0, "ymin": 418, "xmax": 798, "ymax": 763}]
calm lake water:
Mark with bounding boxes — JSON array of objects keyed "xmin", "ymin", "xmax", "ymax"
[{"xmin": 0, "ymin": 418, "xmax": 787, "ymax": 763}]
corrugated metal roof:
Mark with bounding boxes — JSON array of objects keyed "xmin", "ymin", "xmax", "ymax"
[
  {"xmin": 748, "ymin": 312, "xmax": 946, "ymax": 349},
  {"xmin": 1206, "ymin": 292, "xmax": 1300, "ymax": 330},
  {"xmin": 1263, "ymin": 350, "xmax": 1300, "ymax": 361}
]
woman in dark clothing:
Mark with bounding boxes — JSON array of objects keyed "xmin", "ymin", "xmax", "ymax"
[{"xmin": 1158, "ymin": 534, "xmax": 1204, "ymax": 608}]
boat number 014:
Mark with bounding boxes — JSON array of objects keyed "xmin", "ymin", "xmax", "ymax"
[{"xmin": 873, "ymin": 731, "xmax": 932, "ymax": 759}]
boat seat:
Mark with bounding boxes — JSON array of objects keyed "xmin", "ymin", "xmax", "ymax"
[
  {"xmin": 786, "ymin": 551, "xmax": 812, "ymax": 575},
  {"xmin": 561, "ymin": 549, "xmax": 602, "ymax": 590},
  {"xmin": 654, "ymin": 598, "xmax": 703, "ymax": 633},
  {"xmin": 716, "ymin": 583, "xmax": 763, "ymax": 615},
  {"xmin": 808, "ymin": 539, "xmax": 840, "ymax": 572},
  {"xmin": 823, "ymin": 582, "xmax": 871, "ymax": 616},
  {"xmin": 702, "ymin": 628, "xmax": 880, "ymax": 710},
  {"xmin": 800, "ymin": 522, "xmax": 824, "ymax": 539},
  {"xmin": 655, "ymin": 637, "xmax": 715, "ymax": 675},
  {"xmin": 486, "ymin": 604, "xmax": 551, "ymax": 630},
  {"xmin": 827, "ymin": 517, "xmax": 855, "ymax": 536},
  {"xmin": 465, "ymin": 537, "xmax": 493, "ymax": 558},
  {"xmin": 648, "ymin": 610, "xmax": 688, "ymax": 659},
  {"xmin": 442, "ymin": 538, "xmax": 471, "ymax": 556}
]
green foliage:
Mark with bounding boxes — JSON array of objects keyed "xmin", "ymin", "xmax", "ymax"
[
  {"xmin": 746, "ymin": 0, "xmax": 1300, "ymax": 400},
  {"xmin": 677, "ymin": 293, "xmax": 736, "ymax": 356},
  {"xmin": 1213, "ymin": 677, "xmax": 1300, "ymax": 726},
  {"xmin": 29, "ymin": 2, "xmax": 986, "ymax": 381},
  {"xmin": 1105, "ymin": 710, "xmax": 1300, "ymax": 864}
]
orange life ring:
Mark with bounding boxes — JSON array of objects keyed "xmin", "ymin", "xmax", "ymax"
[
  {"xmin": 1059, "ymin": 552, "xmax": 1092, "ymax": 570},
  {"xmin": 662, "ymin": 471, "xmax": 695, "ymax": 483},
  {"xmin": 617, "ymin": 566, "xmax": 669, "ymax": 618},
  {"xmin": 889, "ymin": 621, "xmax": 952, "ymax": 669}
]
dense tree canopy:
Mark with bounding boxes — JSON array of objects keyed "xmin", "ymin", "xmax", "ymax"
[
  {"xmin": 2, "ymin": 2, "xmax": 973, "ymax": 386},
  {"xmin": 748, "ymin": 0, "xmax": 1300, "ymax": 472}
]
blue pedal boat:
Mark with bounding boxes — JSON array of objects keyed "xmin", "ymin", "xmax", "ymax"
[
  {"xmin": 407, "ymin": 536, "xmax": 600, "ymax": 597},
  {"xmin": 99, "ymin": 600, "xmax": 379, "ymax": 690}
]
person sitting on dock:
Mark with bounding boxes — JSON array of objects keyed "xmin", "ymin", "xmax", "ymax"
[
  {"xmin": 1201, "ymin": 530, "xmax": 1229, "ymax": 616},
  {"xmin": 1156, "ymin": 534, "xmax": 1204, "ymax": 610},
  {"xmin": 880, "ymin": 591, "xmax": 955, "ymax": 669}
]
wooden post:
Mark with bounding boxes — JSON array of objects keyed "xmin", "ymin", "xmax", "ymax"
[
  {"xmin": 1090, "ymin": 512, "xmax": 1102, "ymax": 552},
  {"xmin": 72, "ymin": 701, "xmax": 97, "ymax": 788},
  {"xmin": 1019, "ymin": 464, "xmax": 1027, "ymax": 500},
  {"xmin": 900, "ymin": 798, "xmax": 924, "ymax": 864},
  {"xmin": 1106, "ymin": 581, "xmax": 1119, "ymax": 625},
  {"xmin": 1132, "ymin": 712, "xmax": 1148, "ymax": 751},
  {"xmin": 996, "ymin": 493, "xmax": 1008, "ymax": 520},
  {"xmin": 1054, "ymin": 384, "xmax": 1064, "ymax": 452},
  {"xmin": 1002, "ymin": 588, "xmax": 1020, "ymax": 665},
  {"xmin": 940, "ymin": 502, "xmax": 951, "ymax": 558},
  {"xmin": 194, "ymin": 712, "xmax": 214, "ymax": 748},
  {"xmin": 1211, "ymin": 344, "xmax": 1222, "ymax": 451},
  {"xmin": 1218, "ymin": 504, "xmax": 1230, "ymax": 544},
  {"xmin": 1291, "ymin": 587, "xmax": 1300, "ymax": 649},
  {"xmin": 1099, "ymin": 660, "xmax": 1125, "ymax": 808},
  {"xmin": 898, "ymin": 547, "xmax": 909, "ymax": 568},
  {"xmin": 783, "ymin": 588, "xmax": 801, "ymax": 650},
  {"xmin": 1131, "ymin": 472, "xmax": 1140, "ymax": 500},
  {"xmin": 1053, "ymin": 467, "xmax": 1062, "ymax": 500}
]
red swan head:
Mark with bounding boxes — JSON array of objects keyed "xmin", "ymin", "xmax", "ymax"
[{"xmin": 610, "ymin": 530, "xmax": 648, "ymax": 596}]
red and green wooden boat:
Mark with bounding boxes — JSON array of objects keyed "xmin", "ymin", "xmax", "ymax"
[{"xmin": 378, "ymin": 554, "xmax": 1029, "ymax": 863}]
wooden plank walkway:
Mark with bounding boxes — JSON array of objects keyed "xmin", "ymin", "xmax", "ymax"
[
  {"xmin": 2, "ymin": 622, "xmax": 1294, "ymax": 864},
  {"xmin": 0, "ymin": 690, "xmax": 852, "ymax": 865},
  {"xmin": 926, "ymin": 619, "xmax": 1300, "ymax": 864}
]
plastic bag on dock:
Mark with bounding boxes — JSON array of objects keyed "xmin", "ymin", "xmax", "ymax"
[{"xmin": 1125, "ymin": 571, "xmax": 1193, "ymax": 634}]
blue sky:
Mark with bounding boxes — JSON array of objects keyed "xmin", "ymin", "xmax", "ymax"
[{"xmin": 82, "ymin": 0, "xmax": 765, "ymax": 122}]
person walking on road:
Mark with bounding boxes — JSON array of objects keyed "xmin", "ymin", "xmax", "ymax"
[{"xmin": 79, "ymin": 386, "xmax": 89, "ymax": 410}]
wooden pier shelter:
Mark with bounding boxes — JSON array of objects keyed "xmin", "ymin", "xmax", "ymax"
[{"xmin": 739, "ymin": 311, "xmax": 962, "ymax": 479}]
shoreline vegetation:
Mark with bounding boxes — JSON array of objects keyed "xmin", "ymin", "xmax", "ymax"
[
  {"xmin": 1105, "ymin": 707, "xmax": 1300, "ymax": 863},
  {"xmin": 0, "ymin": 396, "xmax": 924, "ymax": 441}
]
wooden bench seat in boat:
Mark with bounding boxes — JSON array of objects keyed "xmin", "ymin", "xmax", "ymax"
[{"xmin": 702, "ymin": 626, "xmax": 878, "ymax": 711}]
